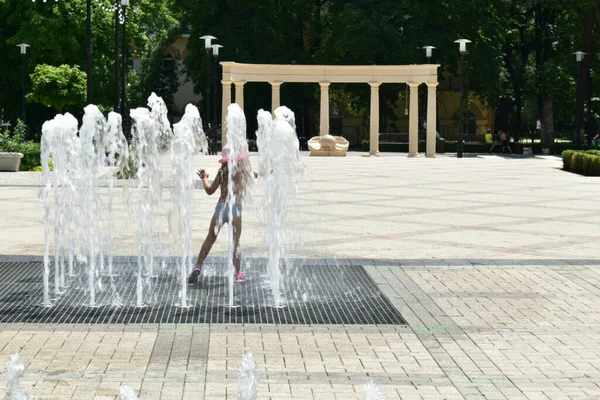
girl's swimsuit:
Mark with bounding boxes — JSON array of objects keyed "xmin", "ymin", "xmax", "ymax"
[{"xmin": 215, "ymin": 202, "xmax": 242, "ymax": 224}]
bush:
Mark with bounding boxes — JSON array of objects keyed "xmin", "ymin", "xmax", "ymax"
[
  {"xmin": 0, "ymin": 120, "xmax": 43, "ymax": 171},
  {"xmin": 360, "ymin": 140, "xmax": 520, "ymax": 154},
  {"xmin": 562, "ymin": 150, "xmax": 600, "ymax": 176}
]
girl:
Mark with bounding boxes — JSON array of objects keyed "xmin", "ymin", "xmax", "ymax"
[{"xmin": 188, "ymin": 146, "xmax": 257, "ymax": 284}]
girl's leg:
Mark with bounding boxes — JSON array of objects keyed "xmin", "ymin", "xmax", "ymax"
[
  {"xmin": 232, "ymin": 216, "xmax": 242, "ymax": 276},
  {"xmin": 196, "ymin": 213, "xmax": 220, "ymax": 265}
]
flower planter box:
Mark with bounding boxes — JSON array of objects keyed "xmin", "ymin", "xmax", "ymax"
[{"xmin": 0, "ymin": 152, "xmax": 24, "ymax": 172}]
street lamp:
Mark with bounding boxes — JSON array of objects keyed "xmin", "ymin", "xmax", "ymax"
[
  {"xmin": 423, "ymin": 46, "xmax": 436, "ymax": 63},
  {"xmin": 455, "ymin": 38, "xmax": 471, "ymax": 158},
  {"xmin": 114, "ymin": 0, "xmax": 120, "ymax": 112},
  {"xmin": 16, "ymin": 44, "xmax": 30, "ymax": 123},
  {"xmin": 121, "ymin": 0, "xmax": 129, "ymax": 135},
  {"xmin": 212, "ymin": 44, "xmax": 223, "ymax": 127},
  {"xmin": 574, "ymin": 51, "xmax": 586, "ymax": 149},
  {"xmin": 200, "ymin": 35, "xmax": 216, "ymax": 128}
]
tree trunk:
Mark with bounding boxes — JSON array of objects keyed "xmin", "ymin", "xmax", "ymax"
[{"xmin": 541, "ymin": 99, "xmax": 554, "ymax": 153}]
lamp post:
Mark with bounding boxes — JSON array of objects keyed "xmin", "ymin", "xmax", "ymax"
[
  {"xmin": 114, "ymin": 0, "xmax": 120, "ymax": 112},
  {"xmin": 16, "ymin": 44, "xmax": 30, "ymax": 123},
  {"xmin": 211, "ymin": 44, "xmax": 223, "ymax": 127},
  {"xmin": 574, "ymin": 51, "xmax": 585, "ymax": 149},
  {"xmin": 86, "ymin": 0, "xmax": 92, "ymax": 104},
  {"xmin": 423, "ymin": 46, "xmax": 436, "ymax": 63},
  {"xmin": 120, "ymin": 0, "xmax": 129, "ymax": 135},
  {"xmin": 455, "ymin": 39, "xmax": 471, "ymax": 158},
  {"xmin": 200, "ymin": 35, "xmax": 216, "ymax": 128}
]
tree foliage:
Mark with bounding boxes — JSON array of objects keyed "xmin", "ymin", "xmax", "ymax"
[
  {"xmin": 0, "ymin": 0, "xmax": 179, "ymax": 129},
  {"xmin": 27, "ymin": 64, "xmax": 87, "ymax": 111}
]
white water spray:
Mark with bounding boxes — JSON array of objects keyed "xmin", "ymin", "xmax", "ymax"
[
  {"xmin": 238, "ymin": 352, "xmax": 259, "ymax": 400},
  {"xmin": 364, "ymin": 379, "xmax": 387, "ymax": 400},
  {"xmin": 129, "ymin": 93, "xmax": 172, "ymax": 306},
  {"xmin": 104, "ymin": 112, "xmax": 128, "ymax": 279},
  {"xmin": 5, "ymin": 353, "xmax": 28, "ymax": 400},
  {"xmin": 170, "ymin": 104, "xmax": 206, "ymax": 307},
  {"xmin": 118, "ymin": 386, "xmax": 140, "ymax": 400},
  {"xmin": 40, "ymin": 113, "xmax": 80, "ymax": 306},
  {"xmin": 224, "ymin": 104, "xmax": 253, "ymax": 307},
  {"xmin": 79, "ymin": 105, "xmax": 109, "ymax": 307},
  {"xmin": 256, "ymin": 106, "xmax": 305, "ymax": 306}
]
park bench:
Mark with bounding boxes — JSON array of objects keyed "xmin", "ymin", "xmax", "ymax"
[
  {"xmin": 461, "ymin": 134, "xmax": 486, "ymax": 143},
  {"xmin": 379, "ymin": 132, "xmax": 409, "ymax": 142}
]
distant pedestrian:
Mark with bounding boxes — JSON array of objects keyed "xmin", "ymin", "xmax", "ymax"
[
  {"xmin": 486, "ymin": 129, "xmax": 499, "ymax": 153},
  {"xmin": 499, "ymin": 130, "xmax": 512, "ymax": 154}
]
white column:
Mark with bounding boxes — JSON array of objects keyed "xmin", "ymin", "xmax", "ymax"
[
  {"xmin": 426, "ymin": 82, "xmax": 439, "ymax": 158},
  {"xmin": 369, "ymin": 82, "xmax": 381, "ymax": 156},
  {"xmin": 319, "ymin": 81, "xmax": 330, "ymax": 136},
  {"xmin": 233, "ymin": 80, "xmax": 246, "ymax": 110},
  {"xmin": 270, "ymin": 81, "xmax": 282, "ymax": 113},
  {"xmin": 221, "ymin": 81, "xmax": 232, "ymax": 148},
  {"xmin": 408, "ymin": 82, "xmax": 420, "ymax": 157}
]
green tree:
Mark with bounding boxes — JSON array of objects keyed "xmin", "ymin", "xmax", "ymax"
[
  {"xmin": 27, "ymin": 64, "xmax": 87, "ymax": 111},
  {"xmin": 0, "ymin": 0, "xmax": 179, "ymax": 129}
]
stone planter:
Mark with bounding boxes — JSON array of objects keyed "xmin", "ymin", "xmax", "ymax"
[{"xmin": 0, "ymin": 152, "xmax": 24, "ymax": 172}]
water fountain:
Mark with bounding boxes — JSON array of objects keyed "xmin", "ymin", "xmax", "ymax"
[
  {"xmin": 238, "ymin": 352, "xmax": 259, "ymax": 400},
  {"xmin": 5, "ymin": 353, "xmax": 28, "ymax": 400},
  {"xmin": 40, "ymin": 93, "xmax": 179, "ymax": 308},
  {"xmin": 170, "ymin": 104, "xmax": 207, "ymax": 307},
  {"xmin": 223, "ymin": 103, "xmax": 252, "ymax": 307},
  {"xmin": 364, "ymin": 379, "xmax": 387, "ymax": 400},
  {"xmin": 128, "ymin": 94, "xmax": 172, "ymax": 307},
  {"xmin": 118, "ymin": 386, "xmax": 140, "ymax": 400},
  {"xmin": 104, "ymin": 111, "xmax": 129, "ymax": 280},
  {"xmin": 256, "ymin": 106, "xmax": 306, "ymax": 307},
  {"xmin": 41, "ymin": 113, "xmax": 81, "ymax": 306},
  {"xmin": 38, "ymin": 96, "xmax": 308, "ymax": 315},
  {"xmin": 78, "ymin": 105, "xmax": 109, "ymax": 307}
]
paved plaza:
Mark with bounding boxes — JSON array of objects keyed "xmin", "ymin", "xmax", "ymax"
[{"xmin": 1, "ymin": 153, "xmax": 600, "ymax": 399}]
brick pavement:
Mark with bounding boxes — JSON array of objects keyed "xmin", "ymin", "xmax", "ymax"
[{"xmin": 1, "ymin": 153, "xmax": 600, "ymax": 399}]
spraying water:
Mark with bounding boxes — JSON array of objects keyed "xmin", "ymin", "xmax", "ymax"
[
  {"xmin": 128, "ymin": 93, "xmax": 172, "ymax": 306},
  {"xmin": 364, "ymin": 379, "xmax": 387, "ymax": 400},
  {"xmin": 118, "ymin": 386, "xmax": 140, "ymax": 400},
  {"xmin": 256, "ymin": 106, "xmax": 306, "ymax": 306},
  {"xmin": 223, "ymin": 104, "xmax": 253, "ymax": 307},
  {"xmin": 37, "ymin": 93, "xmax": 216, "ymax": 309},
  {"xmin": 170, "ymin": 104, "xmax": 206, "ymax": 307},
  {"xmin": 5, "ymin": 353, "xmax": 28, "ymax": 400},
  {"xmin": 40, "ymin": 113, "xmax": 81, "ymax": 306},
  {"xmin": 104, "ymin": 112, "xmax": 129, "ymax": 279},
  {"xmin": 238, "ymin": 352, "xmax": 259, "ymax": 400},
  {"xmin": 79, "ymin": 105, "xmax": 109, "ymax": 307}
]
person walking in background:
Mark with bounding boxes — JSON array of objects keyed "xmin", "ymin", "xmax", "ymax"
[
  {"xmin": 499, "ymin": 130, "xmax": 512, "ymax": 154},
  {"xmin": 486, "ymin": 129, "xmax": 499, "ymax": 153}
]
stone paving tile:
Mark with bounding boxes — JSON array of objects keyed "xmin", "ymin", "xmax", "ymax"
[{"xmin": 2, "ymin": 156, "xmax": 600, "ymax": 398}]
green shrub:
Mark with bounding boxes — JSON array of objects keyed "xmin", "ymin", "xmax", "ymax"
[
  {"xmin": 562, "ymin": 150, "xmax": 574, "ymax": 170},
  {"xmin": 562, "ymin": 149, "xmax": 600, "ymax": 176},
  {"xmin": 117, "ymin": 147, "xmax": 138, "ymax": 179},
  {"xmin": 0, "ymin": 120, "xmax": 43, "ymax": 171}
]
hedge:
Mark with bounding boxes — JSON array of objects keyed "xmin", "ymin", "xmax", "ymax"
[
  {"xmin": 361, "ymin": 140, "xmax": 597, "ymax": 155},
  {"xmin": 562, "ymin": 150, "xmax": 600, "ymax": 176},
  {"xmin": 361, "ymin": 140, "xmax": 518, "ymax": 154}
]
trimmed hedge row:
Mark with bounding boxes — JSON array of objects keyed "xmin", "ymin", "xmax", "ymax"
[
  {"xmin": 562, "ymin": 150, "xmax": 600, "ymax": 176},
  {"xmin": 361, "ymin": 140, "xmax": 595, "ymax": 155},
  {"xmin": 360, "ymin": 140, "xmax": 518, "ymax": 154}
]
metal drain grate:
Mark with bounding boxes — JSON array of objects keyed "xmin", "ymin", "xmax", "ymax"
[{"xmin": 0, "ymin": 260, "xmax": 405, "ymax": 325}]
